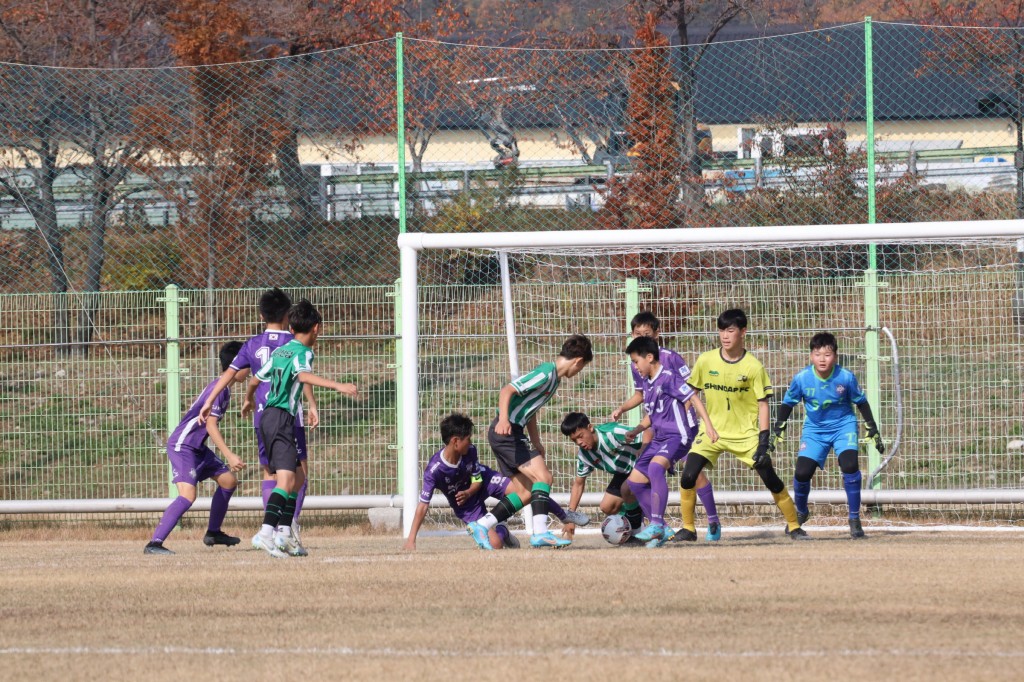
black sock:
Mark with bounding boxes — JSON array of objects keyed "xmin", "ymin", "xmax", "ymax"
[
  {"xmin": 279, "ymin": 494, "xmax": 297, "ymax": 528},
  {"xmin": 263, "ymin": 491, "xmax": 287, "ymax": 528},
  {"xmin": 625, "ymin": 506, "xmax": 644, "ymax": 530},
  {"xmin": 530, "ymin": 487, "xmax": 551, "ymax": 519},
  {"xmin": 491, "ymin": 496, "xmax": 518, "ymax": 524}
]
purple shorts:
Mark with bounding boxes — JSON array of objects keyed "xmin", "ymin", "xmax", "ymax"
[
  {"xmin": 633, "ymin": 432, "xmax": 691, "ymax": 479},
  {"xmin": 454, "ymin": 468, "xmax": 510, "ymax": 524},
  {"xmin": 167, "ymin": 445, "xmax": 230, "ymax": 486},
  {"xmin": 255, "ymin": 409, "xmax": 307, "ymax": 468}
]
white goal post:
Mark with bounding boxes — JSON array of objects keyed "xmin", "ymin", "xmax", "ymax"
[{"xmin": 398, "ymin": 220, "xmax": 1024, "ymax": 537}]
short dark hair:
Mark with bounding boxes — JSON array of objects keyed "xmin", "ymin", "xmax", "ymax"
[
  {"xmin": 810, "ymin": 332, "xmax": 838, "ymax": 353},
  {"xmin": 219, "ymin": 341, "xmax": 244, "ymax": 373},
  {"xmin": 259, "ymin": 288, "xmax": 292, "ymax": 324},
  {"xmin": 625, "ymin": 335, "xmax": 659, "ymax": 360},
  {"xmin": 717, "ymin": 308, "xmax": 748, "ymax": 330},
  {"xmin": 630, "ymin": 311, "xmax": 660, "ymax": 332},
  {"xmin": 559, "ymin": 334, "xmax": 593, "ymax": 363},
  {"xmin": 440, "ymin": 413, "xmax": 474, "ymax": 444},
  {"xmin": 289, "ymin": 299, "xmax": 322, "ymax": 334},
  {"xmin": 560, "ymin": 411, "xmax": 591, "ymax": 436}
]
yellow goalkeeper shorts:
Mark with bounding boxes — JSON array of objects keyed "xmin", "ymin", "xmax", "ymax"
[{"xmin": 688, "ymin": 430, "xmax": 760, "ymax": 469}]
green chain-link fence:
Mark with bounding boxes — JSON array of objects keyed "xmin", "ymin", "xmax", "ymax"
[{"xmin": 3, "ymin": 21, "xmax": 1024, "ymax": 522}]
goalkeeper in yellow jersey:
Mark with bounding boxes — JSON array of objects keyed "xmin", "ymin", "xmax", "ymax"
[{"xmin": 677, "ymin": 308, "xmax": 809, "ymax": 540}]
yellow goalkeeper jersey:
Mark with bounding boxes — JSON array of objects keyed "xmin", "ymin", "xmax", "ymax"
[{"xmin": 688, "ymin": 348, "xmax": 772, "ymax": 440}]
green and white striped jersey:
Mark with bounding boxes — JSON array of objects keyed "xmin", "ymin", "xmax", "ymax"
[
  {"xmin": 505, "ymin": 362, "xmax": 560, "ymax": 426},
  {"xmin": 253, "ymin": 338, "xmax": 313, "ymax": 416},
  {"xmin": 575, "ymin": 422, "xmax": 641, "ymax": 477}
]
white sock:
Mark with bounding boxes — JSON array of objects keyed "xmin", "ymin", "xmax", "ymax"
[
  {"xmin": 259, "ymin": 524, "xmax": 274, "ymax": 538},
  {"xmin": 478, "ymin": 513, "xmax": 499, "ymax": 530},
  {"xmin": 532, "ymin": 513, "xmax": 550, "ymax": 536}
]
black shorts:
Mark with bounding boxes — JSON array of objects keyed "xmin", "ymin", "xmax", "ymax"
[
  {"xmin": 487, "ymin": 417, "xmax": 539, "ymax": 477},
  {"xmin": 259, "ymin": 407, "xmax": 298, "ymax": 474},
  {"xmin": 606, "ymin": 471, "xmax": 629, "ymax": 497}
]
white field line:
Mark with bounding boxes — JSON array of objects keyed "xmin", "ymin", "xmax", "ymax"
[
  {"xmin": 2, "ymin": 646, "xmax": 1023, "ymax": 659},
  {"xmin": 561, "ymin": 524, "xmax": 1024, "ymax": 536}
]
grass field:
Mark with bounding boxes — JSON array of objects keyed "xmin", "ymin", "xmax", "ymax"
[{"xmin": 2, "ymin": 527, "xmax": 1023, "ymax": 681}]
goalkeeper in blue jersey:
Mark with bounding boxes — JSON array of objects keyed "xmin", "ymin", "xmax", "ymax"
[{"xmin": 771, "ymin": 332, "xmax": 885, "ymax": 538}]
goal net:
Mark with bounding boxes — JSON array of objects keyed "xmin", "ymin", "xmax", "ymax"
[{"xmin": 398, "ymin": 221, "xmax": 1024, "ymax": 535}]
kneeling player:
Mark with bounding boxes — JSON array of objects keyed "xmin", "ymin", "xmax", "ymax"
[
  {"xmin": 771, "ymin": 332, "xmax": 885, "ymax": 538},
  {"xmin": 561, "ymin": 412, "xmax": 645, "ymax": 535},
  {"xmin": 404, "ymin": 414, "xmax": 589, "ymax": 550}
]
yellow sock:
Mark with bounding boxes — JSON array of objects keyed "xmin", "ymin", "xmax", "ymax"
[
  {"xmin": 681, "ymin": 487, "xmax": 697, "ymax": 532},
  {"xmin": 773, "ymin": 489, "xmax": 800, "ymax": 532}
]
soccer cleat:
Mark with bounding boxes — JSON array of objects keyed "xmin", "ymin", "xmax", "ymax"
[
  {"xmin": 529, "ymin": 531, "xmax": 571, "ymax": 548},
  {"xmin": 789, "ymin": 527, "xmax": 812, "ymax": 540},
  {"xmin": 671, "ymin": 527, "xmax": 698, "ymax": 543},
  {"xmin": 466, "ymin": 521, "xmax": 493, "ymax": 551},
  {"xmin": 632, "ymin": 524, "xmax": 665, "ymax": 542},
  {"xmin": 561, "ymin": 509, "xmax": 592, "ymax": 527},
  {"xmin": 143, "ymin": 541, "xmax": 174, "ymax": 555},
  {"xmin": 849, "ymin": 518, "xmax": 865, "ymax": 538},
  {"xmin": 253, "ymin": 533, "xmax": 288, "ymax": 558},
  {"xmin": 203, "ymin": 530, "xmax": 240, "ymax": 547},
  {"xmin": 497, "ymin": 523, "xmax": 520, "ymax": 549},
  {"xmin": 646, "ymin": 526, "xmax": 676, "ymax": 548},
  {"xmin": 705, "ymin": 522, "xmax": 722, "ymax": 542},
  {"xmin": 785, "ymin": 512, "xmax": 810, "ymax": 535}
]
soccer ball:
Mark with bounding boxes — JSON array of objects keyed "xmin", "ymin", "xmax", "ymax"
[{"xmin": 600, "ymin": 515, "xmax": 632, "ymax": 545}]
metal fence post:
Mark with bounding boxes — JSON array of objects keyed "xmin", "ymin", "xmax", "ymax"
[
  {"xmin": 396, "ymin": 32, "xmax": 407, "ymax": 234},
  {"xmin": 161, "ymin": 284, "xmax": 184, "ymax": 498}
]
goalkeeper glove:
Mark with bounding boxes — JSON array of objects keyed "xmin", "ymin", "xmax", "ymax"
[
  {"xmin": 752, "ymin": 430, "xmax": 772, "ymax": 469},
  {"xmin": 768, "ymin": 421, "xmax": 786, "ymax": 452},
  {"xmin": 865, "ymin": 422, "xmax": 885, "ymax": 454}
]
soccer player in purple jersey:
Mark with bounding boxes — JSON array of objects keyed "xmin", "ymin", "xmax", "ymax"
[
  {"xmin": 198, "ymin": 288, "xmax": 318, "ymax": 545},
  {"xmin": 624, "ymin": 336, "xmax": 717, "ymax": 548},
  {"xmin": 404, "ymin": 414, "xmax": 520, "ymax": 551},
  {"xmin": 145, "ymin": 341, "xmax": 247, "ymax": 555},
  {"xmin": 612, "ymin": 312, "xmax": 722, "ymax": 541}
]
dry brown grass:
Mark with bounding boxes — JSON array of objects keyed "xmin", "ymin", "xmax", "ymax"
[{"xmin": 2, "ymin": 528, "xmax": 1023, "ymax": 682}]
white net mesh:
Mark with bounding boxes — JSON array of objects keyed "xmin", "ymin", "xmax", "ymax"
[{"xmin": 414, "ymin": 231, "xmax": 1024, "ymax": 529}]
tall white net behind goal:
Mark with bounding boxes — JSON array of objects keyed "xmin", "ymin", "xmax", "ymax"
[{"xmin": 398, "ymin": 222, "xmax": 1024, "ymax": 535}]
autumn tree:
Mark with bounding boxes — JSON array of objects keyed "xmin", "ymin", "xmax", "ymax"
[
  {"xmin": 0, "ymin": 0, "xmax": 162, "ymax": 354},
  {"xmin": 898, "ymin": 1, "xmax": 1024, "ymax": 217}
]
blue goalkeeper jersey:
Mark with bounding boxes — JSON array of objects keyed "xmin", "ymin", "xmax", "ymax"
[{"xmin": 782, "ymin": 365, "xmax": 866, "ymax": 434}]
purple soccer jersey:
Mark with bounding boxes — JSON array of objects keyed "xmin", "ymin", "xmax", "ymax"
[
  {"xmin": 168, "ymin": 377, "xmax": 231, "ymax": 454},
  {"xmin": 638, "ymin": 363, "xmax": 698, "ymax": 441},
  {"xmin": 231, "ymin": 330, "xmax": 307, "ymax": 465},
  {"xmin": 419, "ymin": 445, "xmax": 509, "ymax": 524},
  {"xmin": 230, "ymin": 330, "xmax": 294, "ymax": 426}
]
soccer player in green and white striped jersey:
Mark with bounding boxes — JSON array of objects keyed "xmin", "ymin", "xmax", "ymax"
[
  {"xmin": 468, "ymin": 334, "xmax": 593, "ymax": 549},
  {"xmin": 247, "ymin": 300, "xmax": 358, "ymax": 557},
  {"xmin": 560, "ymin": 412, "xmax": 645, "ymax": 535}
]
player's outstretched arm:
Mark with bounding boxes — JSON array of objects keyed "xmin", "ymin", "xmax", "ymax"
[
  {"xmin": 403, "ymin": 501, "xmax": 431, "ymax": 551},
  {"xmin": 198, "ymin": 368, "xmax": 239, "ymax": 424},
  {"xmin": 297, "ymin": 371, "xmax": 359, "ymax": 398},
  {"xmin": 206, "ymin": 416, "xmax": 244, "ymax": 472},
  {"xmin": 569, "ymin": 475, "xmax": 587, "ymax": 511},
  {"xmin": 303, "ymin": 384, "xmax": 319, "ymax": 429},
  {"xmin": 770, "ymin": 402, "xmax": 795, "ymax": 451},
  {"xmin": 612, "ymin": 391, "xmax": 643, "ymax": 421},
  {"xmin": 624, "ymin": 416, "xmax": 650, "ymax": 442},
  {"xmin": 856, "ymin": 401, "xmax": 885, "ymax": 454}
]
